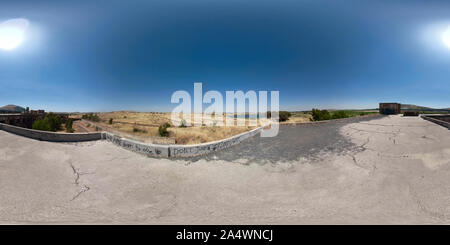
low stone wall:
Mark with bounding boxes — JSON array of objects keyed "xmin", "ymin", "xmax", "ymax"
[
  {"xmin": 169, "ymin": 127, "xmax": 263, "ymax": 157},
  {"xmin": 102, "ymin": 132, "xmax": 169, "ymax": 157},
  {"xmin": 421, "ymin": 115, "xmax": 450, "ymax": 129},
  {"xmin": 0, "ymin": 123, "xmax": 102, "ymax": 142}
]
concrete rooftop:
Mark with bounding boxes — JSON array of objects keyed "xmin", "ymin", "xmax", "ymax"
[{"xmin": 0, "ymin": 115, "xmax": 449, "ymax": 224}]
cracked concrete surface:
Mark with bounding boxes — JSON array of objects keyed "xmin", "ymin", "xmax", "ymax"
[
  {"xmin": 68, "ymin": 160, "xmax": 92, "ymax": 201},
  {"xmin": 0, "ymin": 115, "xmax": 449, "ymax": 224}
]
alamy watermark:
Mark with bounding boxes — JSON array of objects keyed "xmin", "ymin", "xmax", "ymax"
[{"xmin": 170, "ymin": 83, "xmax": 279, "ymax": 137}]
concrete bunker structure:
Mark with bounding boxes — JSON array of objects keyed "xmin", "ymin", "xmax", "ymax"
[{"xmin": 379, "ymin": 103, "xmax": 401, "ymax": 115}]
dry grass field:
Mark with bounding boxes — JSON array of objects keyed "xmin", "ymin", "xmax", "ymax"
[
  {"xmin": 282, "ymin": 112, "xmax": 313, "ymax": 124},
  {"xmin": 71, "ymin": 111, "xmax": 265, "ymax": 145},
  {"xmin": 69, "ymin": 111, "xmax": 372, "ymax": 144}
]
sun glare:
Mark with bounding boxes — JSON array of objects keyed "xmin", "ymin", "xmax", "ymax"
[
  {"xmin": 0, "ymin": 18, "xmax": 29, "ymax": 51},
  {"xmin": 443, "ymin": 26, "xmax": 450, "ymax": 49}
]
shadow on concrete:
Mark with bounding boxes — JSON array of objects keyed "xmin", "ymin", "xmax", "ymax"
[{"xmin": 183, "ymin": 115, "xmax": 385, "ymax": 164}]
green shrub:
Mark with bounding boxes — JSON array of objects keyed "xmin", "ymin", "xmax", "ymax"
[
  {"xmin": 279, "ymin": 111, "xmax": 292, "ymax": 122},
  {"xmin": 109, "ymin": 118, "xmax": 113, "ymax": 124},
  {"xmin": 81, "ymin": 113, "xmax": 100, "ymax": 122},
  {"xmin": 32, "ymin": 119, "xmax": 52, "ymax": 131},
  {"xmin": 158, "ymin": 124, "xmax": 170, "ymax": 137},
  {"xmin": 312, "ymin": 109, "xmax": 331, "ymax": 121},
  {"xmin": 65, "ymin": 118, "xmax": 74, "ymax": 133},
  {"xmin": 331, "ymin": 110, "xmax": 349, "ymax": 119},
  {"xmin": 46, "ymin": 113, "xmax": 62, "ymax": 131},
  {"xmin": 133, "ymin": 127, "xmax": 147, "ymax": 133},
  {"xmin": 266, "ymin": 111, "xmax": 292, "ymax": 122},
  {"xmin": 32, "ymin": 113, "xmax": 62, "ymax": 132},
  {"xmin": 92, "ymin": 114, "xmax": 100, "ymax": 122},
  {"xmin": 179, "ymin": 119, "xmax": 187, "ymax": 128}
]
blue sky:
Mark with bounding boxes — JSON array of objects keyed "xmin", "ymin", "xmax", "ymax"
[{"xmin": 0, "ymin": 0, "xmax": 449, "ymax": 112}]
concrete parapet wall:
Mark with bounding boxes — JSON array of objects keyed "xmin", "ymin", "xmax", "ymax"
[
  {"xmin": 421, "ymin": 115, "xmax": 450, "ymax": 129},
  {"xmin": 102, "ymin": 126, "xmax": 263, "ymax": 158},
  {"xmin": 169, "ymin": 127, "xmax": 263, "ymax": 157},
  {"xmin": 89, "ymin": 118, "xmax": 264, "ymax": 157},
  {"xmin": 102, "ymin": 132, "xmax": 169, "ymax": 157},
  {"xmin": 0, "ymin": 123, "xmax": 102, "ymax": 142},
  {"xmin": 427, "ymin": 115, "xmax": 450, "ymax": 123},
  {"xmin": 1, "ymin": 121, "xmax": 264, "ymax": 157}
]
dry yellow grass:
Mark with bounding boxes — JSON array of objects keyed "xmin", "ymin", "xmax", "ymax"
[
  {"xmin": 98, "ymin": 111, "xmax": 169, "ymax": 126},
  {"xmin": 72, "ymin": 112, "xmax": 262, "ymax": 145},
  {"xmin": 70, "ymin": 111, "xmax": 316, "ymax": 144},
  {"xmin": 282, "ymin": 113, "xmax": 313, "ymax": 124},
  {"xmin": 168, "ymin": 126, "xmax": 252, "ymax": 145}
]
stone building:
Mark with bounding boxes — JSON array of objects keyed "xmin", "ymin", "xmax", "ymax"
[{"xmin": 0, "ymin": 110, "xmax": 68, "ymax": 129}]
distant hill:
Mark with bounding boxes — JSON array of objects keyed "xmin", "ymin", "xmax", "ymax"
[
  {"xmin": 401, "ymin": 104, "xmax": 433, "ymax": 110},
  {"xmin": 401, "ymin": 104, "xmax": 450, "ymax": 112},
  {"xmin": 0, "ymin": 104, "xmax": 25, "ymax": 113}
]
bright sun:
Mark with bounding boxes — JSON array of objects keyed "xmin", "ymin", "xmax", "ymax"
[
  {"xmin": 442, "ymin": 26, "xmax": 450, "ymax": 49},
  {"xmin": 0, "ymin": 18, "xmax": 29, "ymax": 51}
]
